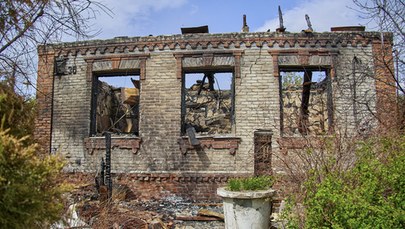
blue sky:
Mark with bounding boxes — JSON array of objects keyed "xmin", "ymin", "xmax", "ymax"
[
  {"xmin": 89, "ymin": 0, "xmax": 372, "ymax": 90},
  {"xmin": 92, "ymin": 0, "xmax": 373, "ymax": 39},
  {"xmin": 19, "ymin": 0, "xmax": 374, "ymax": 95}
]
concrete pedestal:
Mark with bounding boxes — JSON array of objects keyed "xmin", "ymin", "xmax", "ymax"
[{"xmin": 217, "ymin": 187, "xmax": 275, "ymax": 229}]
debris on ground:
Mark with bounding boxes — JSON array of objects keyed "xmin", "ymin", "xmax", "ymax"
[{"xmin": 61, "ymin": 177, "xmax": 225, "ymax": 229}]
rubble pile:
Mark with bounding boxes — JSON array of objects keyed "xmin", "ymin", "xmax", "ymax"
[
  {"xmin": 60, "ymin": 179, "xmax": 224, "ymax": 229},
  {"xmin": 282, "ymin": 82, "xmax": 329, "ymax": 136},
  {"xmin": 96, "ymin": 80, "xmax": 140, "ymax": 135},
  {"xmin": 185, "ymin": 87, "xmax": 232, "ymax": 135}
]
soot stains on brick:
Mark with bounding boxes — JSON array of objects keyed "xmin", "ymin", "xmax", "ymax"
[{"xmin": 35, "ymin": 28, "xmax": 396, "ymax": 202}]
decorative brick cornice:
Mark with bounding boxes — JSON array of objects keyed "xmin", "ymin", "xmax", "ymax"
[
  {"xmin": 46, "ymin": 32, "xmax": 389, "ymax": 58},
  {"xmin": 119, "ymin": 172, "xmax": 250, "ymax": 182},
  {"xmin": 83, "ymin": 54, "xmax": 150, "ymax": 61},
  {"xmin": 84, "ymin": 137, "xmax": 141, "ymax": 154},
  {"xmin": 177, "ymin": 136, "xmax": 241, "ymax": 155},
  {"xmin": 268, "ymin": 49, "xmax": 339, "ymax": 56}
]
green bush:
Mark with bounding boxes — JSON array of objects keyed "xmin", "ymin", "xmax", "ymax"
[
  {"xmin": 0, "ymin": 83, "xmax": 36, "ymax": 141},
  {"xmin": 303, "ymin": 135, "xmax": 405, "ymax": 228},
  {"xmin": 227, "ymin": 175, "xmax": 273, "ymax": 191},
  {"xmin": 0, "ymin": 129, "xmax": 68, "ymax": 228}
]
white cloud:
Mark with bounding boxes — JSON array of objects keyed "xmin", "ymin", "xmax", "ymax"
[
  {"xmin": 93, "ymin": 0, "xmax": 188, "ymax": 38},
  {"xmin": 255, "ymin": 0, "xmax": 370, "ymax": 33},
  {"xmin": 189, "ymin": 4, "xmax": 199, "ymax": 15}
]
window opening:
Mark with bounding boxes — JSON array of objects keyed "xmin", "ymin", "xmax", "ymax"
[
  {"xmin": 281, "ymin": 69, "xmax": 330, "ymax": 136},
  {"xmin": 182, "ymin": 72, "xmax": 233, "ymax": 135},
  {"xmin": 92, "ymin": 75, "xmax": 140, "ymax": 136}
]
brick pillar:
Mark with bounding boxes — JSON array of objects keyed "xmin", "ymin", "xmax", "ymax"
[
  {"xmin": 34, "ymin": 48, "xmax": 55, "ymax": 153},
  {"xmin": 372, "ymin": 39, "xmax": 398, "ymax": 130}
]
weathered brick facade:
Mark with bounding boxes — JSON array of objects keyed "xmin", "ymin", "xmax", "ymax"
[{"xmin": 35, "ymin": 28, "xmax": 396, "ymax": 201}]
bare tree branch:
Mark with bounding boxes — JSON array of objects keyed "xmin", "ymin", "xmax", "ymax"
[
  {"xmin": 0, "ymin": 0, "xmax": 111, "ymax": 95},
  {"xmin": 353, "ymin": 0, "xmax": 404, "ymax": 95}
]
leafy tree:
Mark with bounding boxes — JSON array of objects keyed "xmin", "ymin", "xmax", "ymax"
[
  {"xmin": 282, "ymin": 72, "xmax": 303, "ymax": 89},
  {"xmin": 0, "ymin": 81, "xmax": 69, "ymax": 228},
  {"xmin": 282, "ymin": 135, "xmax": 405, "ymax": 228},
  {"xmin": 0, "ymin": 129, "xmax": 67, "ymax": 228},
  {"xmin": 304, "ymin": 135, "xmax": 405, "ymax": 228},
  {"xmin": 0, "ymin": 82, "xmax": 35, "ymax": 140},
  {"xmin": 0, "ymin": 1, "xmax": 109, "ymax": 227}
]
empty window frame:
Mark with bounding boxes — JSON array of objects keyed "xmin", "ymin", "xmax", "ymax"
[
  {"xmin": 280, "ymin": 68, "xmax": 333, "ymax": 136},
  {"xmin": 91, "ymin": 74, "xmax": 140, "ymax": 136},
  {"xmin": 181, "ymin": 71, "xmax": 234, "ymax": 135}
]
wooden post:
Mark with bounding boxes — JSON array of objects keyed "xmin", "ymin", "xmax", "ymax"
[{"xmin": 100, "ymin": 157, "xmax": 105, "ymax": 186}]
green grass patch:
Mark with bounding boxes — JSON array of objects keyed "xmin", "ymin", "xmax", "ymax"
[{"xmin": 227, "ymin": 175, "xmax": 273, "ymax": 191}]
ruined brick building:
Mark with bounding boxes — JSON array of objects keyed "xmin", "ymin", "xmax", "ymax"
[{"xmin": 35, "ymin": 23, "xmax": 396, "ymax": 201}]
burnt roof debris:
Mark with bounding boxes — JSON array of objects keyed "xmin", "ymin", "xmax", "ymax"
[
  {"xmin": 302, "ymin": 14, "xmax": 314, "ymax": 33},
  {"xmin": 276, "ymin": 5, "xmax": 286, "ymax": 32},
  {"xmin": 241, "ymin": 14, "xmax": 249, "ymax": 33},
  {"xmin": 181, "ymin": 25, "xmax": 209, "ymax": 34}
]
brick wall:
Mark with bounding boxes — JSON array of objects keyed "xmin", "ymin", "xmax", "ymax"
[
  {"xmin": 35, "ymin": 31, "xmax": 395, "ymax": 202},
  {"xmin": 65, "ymin": 172, "xmax": 249, "ymax": 202},
  {"xmin": 236, "ymin": 48, "xmax": 279, "ymax": 174},
  {"xmin": 333, "ymin": 45, "xmax": 379, "ymax": 135}
]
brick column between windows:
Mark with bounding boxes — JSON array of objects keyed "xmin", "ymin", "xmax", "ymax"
[
  {"xmin": 34, "ymin": 50, "xmax": 55, "ymax": 154},
  {"xmin": 372, "ymin": 40, "xmax": 398, "ymax": 130}
]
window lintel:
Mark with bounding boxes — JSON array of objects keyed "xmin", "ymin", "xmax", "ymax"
[{"xmin": 174, "ymin": 50, "xmax": 243, "ymax": 79}]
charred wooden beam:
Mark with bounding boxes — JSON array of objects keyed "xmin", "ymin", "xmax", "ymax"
[
  {"xmin": 242, "ymin": 14, "xmax": 249, "ymax": 32},
  {"xmin": 326, "ymin": 70, "xmax": 334, "ymax": 133},
  {"xmin": 197, "ymin": 73, "xmax": 207, "ymax": 95},
  {"xmin": 303, "ymin": 14, "xmax": 314, "ymax": 33},
  {"xmin": 299, "ymin": 71, "xmax": 312, "ymax": 134},
  {"xmin": 100, "ymin": 157, "xmax": 105, "ymax": 186},
  {"xmin": 276, "ymin": 6, "xmax": 286, "ymax": 32},
  {"xmin": 207, "ymin": 73, "xmax": 215, "ymax": 91},
  {"xmin": 176, "ymin": 216, "xmax": 223, "ymax": 221},
  {"xmin": 105, "ymin": 132, "xmax": 112, "ymax": 201},
  {"xmin": 305, "ymin": 14, "xmax": 313, "ymax": 31}
]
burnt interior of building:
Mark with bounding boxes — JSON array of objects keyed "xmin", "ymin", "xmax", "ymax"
[
  {"xmin": 182, "ymin": 71, "xmax": 234, "ymax": 135},
  {"xmin": 280, "ymin": 68, "xmax": 332, "ymax": 136},
  {"xmin": 93, "ymin": 75, "xmax": 140, "ymax": 136}
]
